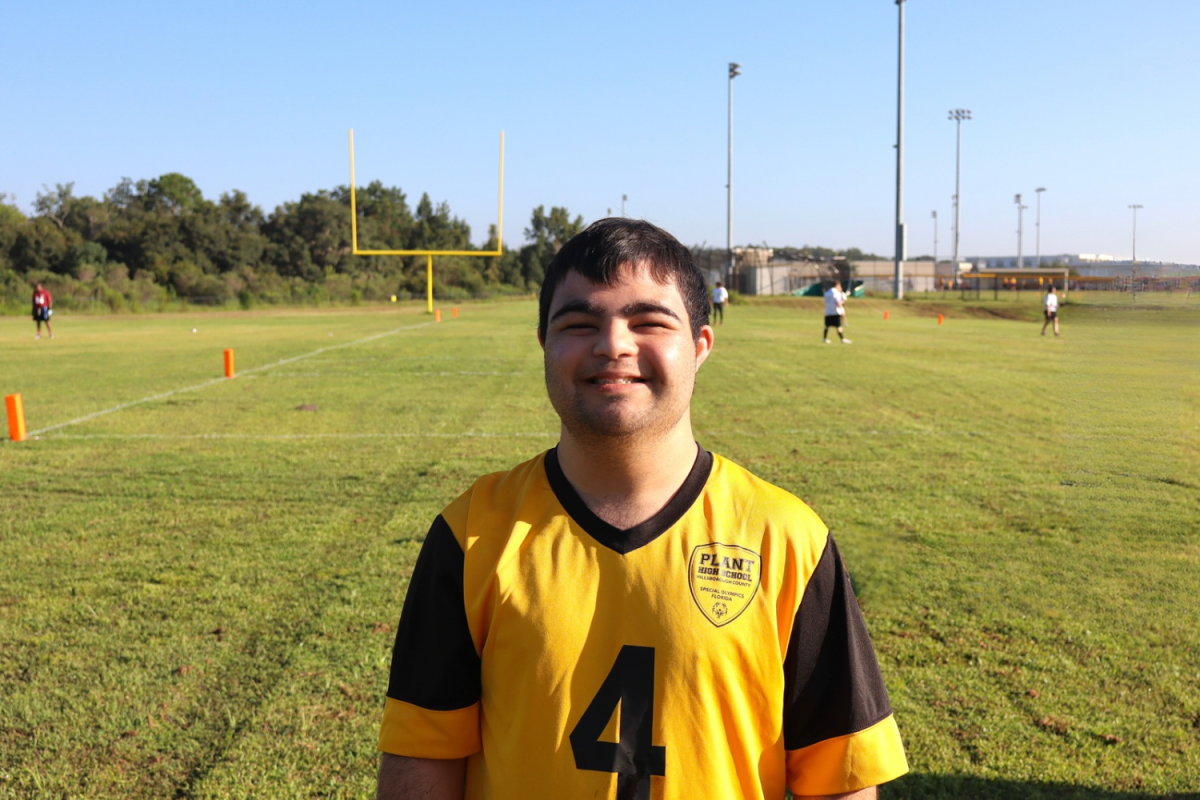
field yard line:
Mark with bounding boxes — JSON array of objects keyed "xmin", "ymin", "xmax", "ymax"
[{"xmin": 27, "ymin": 321, "xmax": 435, "ymax": 436}]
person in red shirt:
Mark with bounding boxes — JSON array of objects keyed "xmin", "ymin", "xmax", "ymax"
[{"xmin": 32, "ymin": 283, "xmax": 53, "ymax": 339}]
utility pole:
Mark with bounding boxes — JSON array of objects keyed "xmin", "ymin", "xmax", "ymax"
[
  {"xmin": 949, "ymin": 109, "xmax": 971, "ymax": 273},
  {"xmin": 727, "ymin": 62, "xmax": 740, "ymax": 286},
  {"xmin": 950, "ymin": 107, "xmax": 969, "ymax": 281},
  {"xmin": 621, "ymin": 195, "xmax": 627, "ymax": 217},
  {"xmin": 1129, "ymin": 204, "xmax": 1143, "ymax": 262},
  {"xmin": 1015, "ymin": 194, "xmax": 1028, "ymax": 269},
  {"xmin": 893, "ymin": 0, "xmax": 906, "ymax": 299},
  {"xmin": 932, "ymin": 209, "xmax": 938, "ymax": 263},
  {"xmin": 1035, "ymin": 187, "xmax": 1046, "ymax": 268}
]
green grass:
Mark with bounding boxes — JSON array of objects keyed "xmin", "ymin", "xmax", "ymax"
[{"xmin": 1, "ymin": 296, "xmax": 1197, "ymax": 798}]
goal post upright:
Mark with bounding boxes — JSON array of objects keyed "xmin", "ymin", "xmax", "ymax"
[{"xmin": 348, "ymin": 129, "xmax": 505, "ymax": 313}]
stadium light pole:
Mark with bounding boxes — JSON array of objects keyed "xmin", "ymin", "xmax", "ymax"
[
  {"xmin": 948, "ymin": 109, "xmax": 971, "ymax": 273},
  {"xmin": 622, "ymin": 194, "xmax": 627, "ymax": 217},
  {"xmin": 1035, "ymin": 187, "xmax": 1046, "ymax": 268},
  {"xmin": 893, "ymin": 0, "xmax": 906, "ymax": 300},
  {"xmin": 1015, "ymin": 194, "xmax": 1028, "ymax": 269},
  {"xmin": 932, "ymin": 210, "xmax": 938, "ymax": 265},
  {"xmin": 727, "ymin": 62, "xmax": 741, "ymax": 286},
  {"xmin": 1129, "ymin": 203, "xmax": 1143, "ymax": 262}
]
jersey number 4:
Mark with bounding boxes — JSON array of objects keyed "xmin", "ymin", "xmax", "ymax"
[{"xmin": 569, "ymin": 645, "xmax": 666, "ymax": 800}]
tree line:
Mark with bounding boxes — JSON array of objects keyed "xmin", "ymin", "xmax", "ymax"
[
  {"xmin": 0, "ymin": 173, "xmax": 886, "ymax": 313},
  {"xmin": 0, "ymin": 174, "xmax": 585, "ymax": 312}
]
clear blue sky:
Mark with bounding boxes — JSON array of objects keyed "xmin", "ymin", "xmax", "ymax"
[{"xmin": 4, "ymin": 0, "xmax": 1198, "ymax": 264}]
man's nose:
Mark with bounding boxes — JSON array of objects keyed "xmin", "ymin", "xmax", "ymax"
[{"xmin": 593, "ymin": 320, "xmax": 635, "ymax": 359}]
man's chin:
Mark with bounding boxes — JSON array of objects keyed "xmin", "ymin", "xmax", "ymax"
[{"xmin": 563, "ymin": 409, "xmax": 654, "ymax": 441}]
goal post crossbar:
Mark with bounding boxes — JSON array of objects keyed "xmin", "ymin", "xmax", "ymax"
[{"xmin": 348, "ymin": 129, "xmax": 505, "ymax": 311}]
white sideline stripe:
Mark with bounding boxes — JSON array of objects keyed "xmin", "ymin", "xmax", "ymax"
[
  {"xmin": 42, "ymin": 432, "xmax": 556, "ymax": 440},
  {"xmin": 27, "ymin": 321, "xmax": 436, "ymax": 436}
]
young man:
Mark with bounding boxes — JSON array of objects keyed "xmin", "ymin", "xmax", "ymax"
[
  {"xmin": 32, "ymin": 283, "xmax": 53, "ymax": 339},
  {"xmin": 823, "ymin": 280, "xmax": 850, "ymax": 344},
  {"xmin": 377, "ymin": 219, "xmax": 906, "ymax": 799},
  {"xmin": 1041, "ymin": 284, "xmax": 1060, "ymax": 337},
  {"xmin": 711, "ymin": 280, "xmax": 728, "ymax": 325}
]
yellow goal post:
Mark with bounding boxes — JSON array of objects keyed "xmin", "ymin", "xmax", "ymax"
[{"xmin": 348, "ymin": 129, "xmax": 505, "ymax": 312}]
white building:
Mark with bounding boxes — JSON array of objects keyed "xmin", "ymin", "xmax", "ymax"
[{"xmin": 963, "ymin": 254, "xmax": 1198, "ymax": 277}]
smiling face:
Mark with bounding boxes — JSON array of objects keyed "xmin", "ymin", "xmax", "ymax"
[{"xmin": 540, "ymin": 263, "xmax": 714, "ymax": 443}]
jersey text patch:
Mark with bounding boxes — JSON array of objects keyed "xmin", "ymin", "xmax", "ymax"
[{"xmin": 687, "ymin": 544, "xmax": 761, "ymax": 627}]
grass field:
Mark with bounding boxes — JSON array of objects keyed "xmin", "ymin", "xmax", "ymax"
[{"xmin": 1, "ymin": 294, "xmax": 1197, "ymax": 798}]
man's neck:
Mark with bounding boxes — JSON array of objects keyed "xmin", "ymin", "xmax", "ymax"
[{"xmin": 555, "ymin": 421, "xmax": 699, "ymax": 531}]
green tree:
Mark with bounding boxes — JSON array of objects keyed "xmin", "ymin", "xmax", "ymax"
[
  {"xmin": 0, "ymin": 195, "xmax": 26, "ymax": 273},
  {"xmin": 519, "ymin": 205, "xmax": 583, "ymax": 289},
  {"xmin": 12, "ymin": 216, "xmax": 80, "ymax": 274},
  {"xmin": 263, "ymin": 191, "xmax": 352, "ymax": 281},
  {"xmin": 145, "ymin": 173, "xmax": 204, "ymax": 215}
]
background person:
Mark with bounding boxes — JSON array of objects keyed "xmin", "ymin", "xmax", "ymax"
[
  {"xmin": 376, "ymin": 219, "xmax": 906, "ymax": 799},
  {"xmin": 711, "ymin": 280, "xmax": 728, "ymax": 324},
  {"xmin": 1042, "ymin": 284, "xmax": 1060, "ymax": 336},
  {"xmin": 32, "ymin": 282, "xmax": 53, "ymax": 339},
  {"xmin": 823, "ymin": 279, "xmax": 850, "ymax": 343}
]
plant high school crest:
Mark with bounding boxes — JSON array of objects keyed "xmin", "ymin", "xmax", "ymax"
[{"xmin": 688, "ymin": 543, "xmax": 761, "ymax": 627}]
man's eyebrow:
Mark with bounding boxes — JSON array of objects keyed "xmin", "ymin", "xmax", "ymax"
[
  {"xmin": 548, "ymin": 299, "xmax": 602, "ymax": 323},
  {"xmin": 621, "ymin": 301, "xmax": 681, "ymax": 321},
  {"xmin": 549, "ymin": 300, "xmax": 682, "ymax": 324}
]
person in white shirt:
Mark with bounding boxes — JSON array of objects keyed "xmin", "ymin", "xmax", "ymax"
[
  {"xmin": 1041, "ymin": 284, "xmax": 1060, "ymax": 337},
  {"xmin": 711, "ymin": 281, "xmax": 729, "ymax": 325},
  {"xmin": 823, "ymin": 281, "xmax": 850, "ymax": 344}
]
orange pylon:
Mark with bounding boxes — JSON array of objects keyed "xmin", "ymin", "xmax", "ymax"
[{"xmin": 5, "ymin": 394, "xmax": 26, "ymax": 441}]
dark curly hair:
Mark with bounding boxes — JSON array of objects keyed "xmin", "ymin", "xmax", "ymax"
[{"xmin": 537, "ymin": 218, "xmax": 710, "ymax": 341}]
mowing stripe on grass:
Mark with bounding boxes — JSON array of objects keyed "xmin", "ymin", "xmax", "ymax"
[{"xmin": 26, "ymin": 321, "xmax": 436, "ymax": 436}]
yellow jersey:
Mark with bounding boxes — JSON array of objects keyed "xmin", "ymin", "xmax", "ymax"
[{"xmin": 380, "ymin": 446, "xmax": 907, "ymax": 798}]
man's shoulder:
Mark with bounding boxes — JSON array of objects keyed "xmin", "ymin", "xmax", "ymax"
[
  {"xmin": 441, "ymin": 450, "xmax": 551, "ymax": 532},
  {"xmin": 708, "ymin": 453, "xmax": 826, "ymax": 531}
]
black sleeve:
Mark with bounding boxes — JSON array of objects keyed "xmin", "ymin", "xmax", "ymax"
[
  {"xmin": 783, "ymin": 535, "xmax": 893, "ymax": 750},
  {"xmin": 385, "ymin": 515, "xmax": 482, "ymax": 711}
]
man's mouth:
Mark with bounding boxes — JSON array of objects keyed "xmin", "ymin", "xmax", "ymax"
[{"xmin": 587, "ymin": 375, "xmax": 646, "ymax": 385}]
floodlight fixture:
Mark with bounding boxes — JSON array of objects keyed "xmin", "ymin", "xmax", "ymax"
[
  {"xmin": 932, "ymin": 210, "xmax": 938, "ymax": 266},
  {"xmin": 727, "ymin": 63, "xmax": 741, "ymax": 283},
  {"xmin": 893, "ymin": 0, "xmax": 907, "ymax": 299},
  {"xmin": 1128, "ymin": 203, "xmax": 1144, "ymax": 262},
  {"xmin": 1014, "ymin": 194, "xmax": 1028, "ymax": 268},
  {"xmin": 1035, "ymin": 187, "xmax": 1047, "ymax": 268},
  {"xmin": 948, "ymin": 109, "xmax": 971, "ymax": 270}
]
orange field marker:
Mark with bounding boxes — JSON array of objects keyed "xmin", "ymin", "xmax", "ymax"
[
  {"xmin": 884, "ymin": 310, "xmax": 889, "ymax": 320},
  {"xmin": 5, "ymin": 393, "xmax": 26, "ymax": 441},
  {"xmin": 434, "ymin": 309, "xmax": 442, "ymax": 322},
  {"xmin": 224, "ymin": 349, "xmax": 235, "ymax": 378},
  {"xmin": 452, "ymin": 306, "xmax": 459, "ymax": 318},
  {"xmin": 937, "ymin": 314, "xmax": 944, "ymax": 326}
]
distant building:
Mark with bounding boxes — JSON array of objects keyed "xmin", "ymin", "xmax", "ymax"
[{"xmin": 963, "ymin": 254, "xmax": 1199, "ymax": 277}]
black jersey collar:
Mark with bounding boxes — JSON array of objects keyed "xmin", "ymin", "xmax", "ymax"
[{"xmin": 544, "ymin": 444, "xmax": 713, "ymax": 555}]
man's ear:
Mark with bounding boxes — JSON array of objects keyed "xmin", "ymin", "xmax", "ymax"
[
  {"xmin": 537, "ymin": 328, "xmax": 546, "ymax": 350},
  {"xmin": 694, "ymin": 325, "xmax": 714, "ymax": 369}
]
